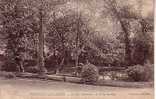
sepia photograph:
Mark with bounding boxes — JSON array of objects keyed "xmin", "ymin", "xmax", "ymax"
[{"xmin": 0, "ymin": 0, "xmax": 154, "ymax": 99}]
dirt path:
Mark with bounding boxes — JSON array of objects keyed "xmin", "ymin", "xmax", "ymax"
[{"xmin": 0, "ymin": 78, "xmax": 154, "ymax": 99}]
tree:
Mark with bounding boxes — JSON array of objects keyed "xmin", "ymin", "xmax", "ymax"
[
  {"xmin": 71, "ymin": 13, "xmax": 91, "ymax": 67},
  {"xmin": 47, "ymin": 12, "xmax": 92, "ymax": 73},
  {"xmin": 25, "ymin": 0, "xmax": 67, "ymax": 74},
  {"xmin": 0, "ymin": 0, "xmax": 29, "ymax": 72},
  {"xmin": 103, "ymin": 0, "xmax": 154, "ymax": 66},
  {"xmin": 132, "ymin": 14, "xmax": 154, "ymax": 65},
  {"xmin": 0, "ymin": 0, "xmax": 67, "ymax": 73},
  {"xmin": 103, "ymin": 0, "xmax": 140, "ymax": 66}
]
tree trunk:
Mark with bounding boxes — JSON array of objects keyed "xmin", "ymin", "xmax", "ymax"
[
  {"xmin": 75, "ymin": 54, "xmax": 79, "ymax": 67},
  {"xmin": 38, "ymin": 5, "xmax": 47, "ymax": 75},
  {"xmin": 120, "ymin": 20, "xmax": 132, "ymax": 66},
  {"xmin": 75, "ymin": 14, "xmax": 80, "ymax": 67},
  {"xmin": 19, "ymin": 61, "xmax": 25, "ymax": 72}
]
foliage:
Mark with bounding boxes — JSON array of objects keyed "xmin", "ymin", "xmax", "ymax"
[
  {"xmin": 0, "ymin": 0, "xmax": 40, "ymax": 72},
  {"xmin": 1, "ymin": 61, "xmax": 18, "ymax": 72},
  {"xmin": 103, "ymin": 0, "xmax": 154, "ymax": 66},
  {"xmin": 126, "ymin": 64, "xmax": 153, "ymax": 81},
  {"xmin": 131, "ymin": 18, "xmax": 154, "ymax": 65},
  {"xmin": 0, "ymin": 0, "xmax": 154, "ymax": 77},
  {"xmin": 81, "ymin": 63, "xmax": 99, "ymax": 84},
  {"xmin": 0, "ymin": 0, "xmax": 68, "ymax": 73},
  {"xmin": 89, "ymin": 33, "xmax": 125, "ymax": 66},
  {"xmin": 46, "ymin": 12, "xmax": 93, "ymax": 69},
  {"xmin": 25, "ymin": 66, "xmax": 40, "ymax": 73}
]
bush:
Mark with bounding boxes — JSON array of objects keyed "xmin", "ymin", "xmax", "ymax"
[
  {"xmin": 25, "ymin": 66, "xmax": 40, "ymax": 73},
  {"xmin": 81, "ymin": 63, "xmax": 99, "ymax": 84},
  {"xmin": 2, "ymin": 61, "xmax": 18, "ymax": 72},
  {"xmin": 144, "ymin": 63, "xmax": 154, "ymax": 81},
  {"xmin": 126, "ymin": 64, "xmax": 153, "ymax": 81}
]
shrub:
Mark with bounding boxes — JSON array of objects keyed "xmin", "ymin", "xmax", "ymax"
[
  {"xmin": 126, "ymin": 64, "xmax": 153, "ymax": 81},
  {"xmin": 25, "ymin": 66, "xmax": 40, "ymax": 73},
  {"xmin": 144, "ymin": 63, "xmax": 154, "ymax": 81},
  {"xmin": 2, "ymin": 61, "xmax": 18, "ymax": 72},
  {"xmin": 81, "ymin": 63, "xmax": 99, "ymax": 84}
]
